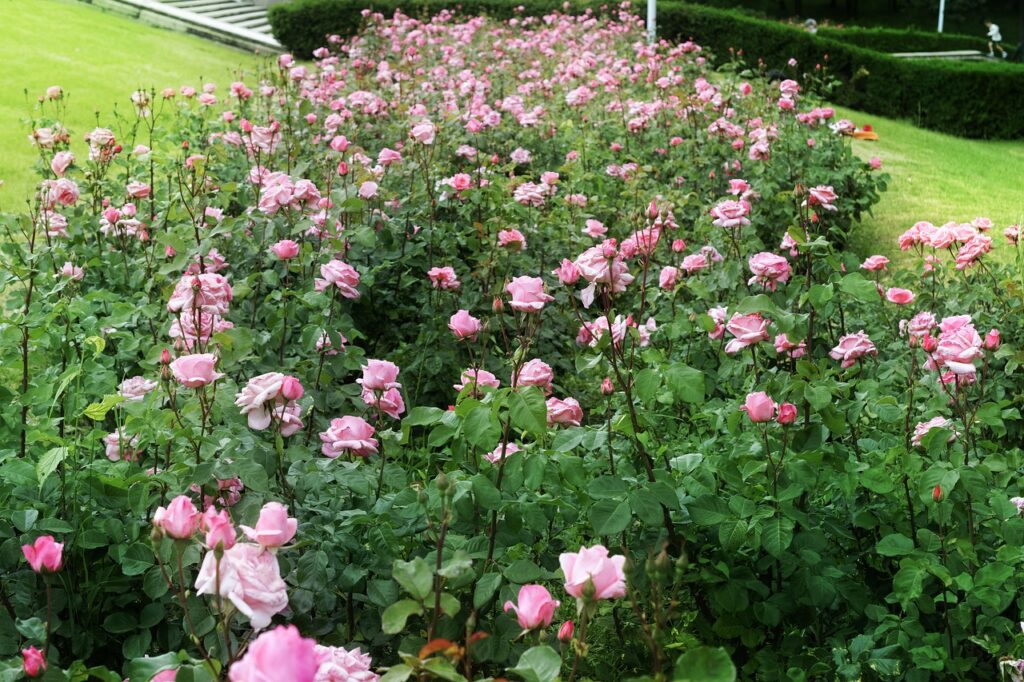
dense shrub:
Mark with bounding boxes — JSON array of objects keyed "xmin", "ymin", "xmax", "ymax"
[
  {"xmin": 6, "ymin": 7, "xmax": 1024, "ymax": 682},
  {"xmin": 269, "ymin": 0, "xmax": 1024, "ymax": 139},
  {"xmin": 817, "ymin": 25, "xmax": 989, "ymax": 53}
]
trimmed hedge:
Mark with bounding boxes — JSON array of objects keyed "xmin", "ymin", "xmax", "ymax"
[
  {"xmin": 818, "ymin": 25, "xmax": 990, "ymax": 53},
  {"xmin": 654, "ymin": 2, "xmax": 1024, "ymax": 138},
  {"xmin": 268, "ymin": 0, "xmax": 1024, "ymax": 138}
]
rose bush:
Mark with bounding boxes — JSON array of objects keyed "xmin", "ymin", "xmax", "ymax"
[{"xmin": 4, "ymin": 5, "xmax": 1022, "ymax": 682}]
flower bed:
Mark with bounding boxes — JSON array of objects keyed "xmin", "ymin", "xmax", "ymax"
[{"xmin": 3, "ymin": 7, "xmax": 1022, "ymax": 682}]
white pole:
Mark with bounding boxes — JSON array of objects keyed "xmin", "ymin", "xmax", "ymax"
[
  {"xmin": 937, "ymin": 0, "xmax": 945, "ymax": 32},
  {"xmin": 647, "ymin": 0, "xmax": 656, "ymax": 44}
]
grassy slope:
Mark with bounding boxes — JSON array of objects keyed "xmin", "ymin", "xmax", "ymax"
[
  {"xmin": 836, "ymin": 105, "xmax": 1024, "ymax": 256},
  {"xmin": 0, "ymin": 0, "xmax": 262, "ymax": 205}
]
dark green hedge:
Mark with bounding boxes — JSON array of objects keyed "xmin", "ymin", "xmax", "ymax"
[
  {"xmin": 269, "ymin": 0, "xmax": 1024, "ymax": 138},
  {"xmin": 817, "ymin": 25, "xmax": 989, "ymax": 53}
]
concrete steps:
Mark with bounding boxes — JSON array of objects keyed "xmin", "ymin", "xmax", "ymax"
[{"xmin": 80, "ymin": 0, "xmax": 281, "ymax": 53}]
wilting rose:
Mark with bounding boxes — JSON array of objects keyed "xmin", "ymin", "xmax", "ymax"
[
  {"xmin": 427, "ymin": 266, "xmax": 460, "ymax": 291},
  {"xmin": 830, "ymin": 331, "xmax": 877, "ymax": 369},
  {"xmin": 314, "ymin": 644, "xmax": 379, "ymax": 682}
]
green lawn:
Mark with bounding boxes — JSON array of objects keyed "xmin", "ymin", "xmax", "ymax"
[
  {"xmin": 837, "ymin": 105, "xmax": 1024, "ymax": 256},
  {"xmin": 0, "ymin": 0, "xmax": 261, "ymax": 205}
]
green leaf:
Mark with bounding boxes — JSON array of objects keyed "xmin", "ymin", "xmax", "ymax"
[
  {"xmin": 381, "ymin": 599, "xmax": 423, "ymax": 634},
  {"xmin": 510, "ymin": 387, "xmax": 548, "ymax": 435},
  {"xmin": 83, "ymin": 394, "xmax": 126, "ymax": 421},
  {"xmin": 839, "ymin": 272, "xmax": 881, "ymax": 302},
  {"xmin": 393, "ymin": 558, "xmax": 433, "ymax": 601},
  {"xmin": 504, "ymin": 559, "xmax": 543, "ymax": 583},
  {"xmin": 892, "ymin": 560, "xmax": 929, "ymax": 609},
  {"xmin": 762, "ymin": 517, "xmax": 794, "ymax": 559},
  {"xmin": 102, "ymin": 612, "xmax": 137, "ymax": 634},
  {"xmin": 664, "ymin": 364, "xmax": 705, "ymax": 405},
  {"xmin": 674, "ymin": 646, "xmax": 737, "ymax": 682},
  {"xmin": 876, "ymin": 533, "xmax": 915, "ymax": 557},
  {"xmin": 634, "ymin": 369, "xmax": 661, "ymax": 404},
  {"xmin": 405, "ymin": 406, "xmax": 445, "ymax": 427},
  {"xmin": 508, "ymin": 645, "xmax": 562, "ymax": 682},
  {"xmin": 12, "ymin": 509, "xmax": 39, "ymax": 532},
  {"xmin": 590, "ymin": 499, "xmax": 631, "ymax": 535},
  {"xmin": 686, "ymin": 496, "xmax": 731, "ymax": 526},
  {"xmin": 126, "ymin": 652, "xmax": 179, "ymax": 682},
  {"xmin": 380, "ymin": 665, "xmax": 414, "ymax": 682},
  {"xmin": 471, "ymin": 473, "xmax": 502, "ymax": 510},
  {"xmin": 718, "ymin": 519, "xmax": 748, "ymax": 552},
  {"xmin": 36, "ymin": 447, "xmax": 67, "ymax": 488},
  {"xmin": 804, "ymin": 384, "xmax": 832, "ymax": 411},
  {"xmin": 474, "ymin": 572, "xmax": 502, "ymax": 609},
  {"xmin": 464, "ymin": 406, "xmax": 500, "ymax": 448}
]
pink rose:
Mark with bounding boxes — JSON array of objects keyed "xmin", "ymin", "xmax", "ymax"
[
  {"xmin": 574, "ymin": 244, "xmax": 634, "ymax": 294},
  {"xmin": 710, "ymin": 199, "xmax": 750, "ymax": 228},
  {"xmin": 747, "ymin": 252, "xmax": 791, "ymax": 290},
  {"xmin": 167, "ymin": 273, "xmax": 233, "ymax": 315},
  {"xmin": 202, "ymin": 507, "xmax": 237, "ymax": 550},
  {"xmin": 315, "ymin": 260, "xmax": 361, "ymax": 299},
  {"xmin": 553, "ymin": 259, "xmax": 581, "ymax": 285},
  {"xmin": 583, "ymin": 219, "xmax": 607, "ymax": 238},
  {"xmin": 241, "ymin": 502, "xmax": 297, "ymax": 549},
  {"xmin": 197, "ymin": 544, "xmax": 290, "ymax": 631},
  {"xmin": 498, "ymin": 229, "xmax": 527, "ymax": 251},
  {"xmin": 320, "ymin": 416, "xmax": 378, "ymax": 458},
  {"xmin": 103, "ymin": 431, "xmax": 139, "ymax": 462},
  {"xmin": 314, "ymin": 644, "xmax": 379, "ymax": 681},
  {"xmin": 50, "ymin": 151, "xmax": 74, "ymax": 177},
  {"xmin": 740, "ymin": 391, "xmax": 777, "ymax": 423},
  {"xmin": 777, "ymin": 402, "xmax": 798, "ymax": 425},
  {"xmin": 357, "ymin": 181, "xmax": 378, "ymax": 199},
  {"xmin": 933, "ymin": 318, "xmax": 983, "ymax": 375},
  {"xmin": 59, "ymin": 261, "xmax": 84, "ymax": 281},
  {"xmin": 860, "ymin": 255, "xmax": 889, "ymax": 271},
  {"xmin": 118, "ymin": 376, "xmax": 157, "ymax": 401},
  {"xmin": 454, "ymin": 368, "xmax": 501, "ymax": 393},
  {"xmin": 681, "ymin": 254, "xmax": 709, "ymax": 274},
  {"xmin": 126, "ymin": 181, "xmax": 151, "ymax": 198},
  {"xmin": 724, "ymin": 313, "xmax": 769, "ymax": 354},
  {"xmin": 659, "ymin": 266, "xmax": 679, "ymax": 290},
  {"xmin": 427, "ymin": 266, "xmax": 460, "ymax": 291},
  {"xmin": 228, "ymin": 625, "xmax": 319, "ymax": 681},
  {"xmin": 235, "ymin": 372, "xmax": 286, "ymax": 430},
  {"xmin": 22, "ymin": 647, "xmax": 46, "ymax": 678},
  {"xmin": 885, "ymin": 288, "xmax": 915, "ymax": 305},
  {"xmin": 985, "ymin": 328, "xmax": 1001, "ymax": 350},
  {"xmin": 169, "ymin": 353, "xmax": 223, "ymax": 388},
  {"xmin": 514, "ymin": 359, "xmax": 554, "ymax": 393},
  {"xmin": 830, "ymin": 331, "xmax": 877, "ymax": 369},
  {"xmin": 546, "ymin": 396, "xmax": 583, "ymax": 427},
  {"xmin": 22, "ymin": 536, "xmax": 63, "ymax": 573},
  {"xmin": 806, "ymin": 185, "xmax": 837, "ymax": 211},
  {"xmin": 503, "ymin": 584, "xmax": 560, "ymax": 630},
  {"xmin": 483, "ymin": 442, "xmax": 520, "ymax": 464},
  {"xmin": 362, "ymin": 386, "xmax": 405, "ymax": 420},
  {"xmin": 271, "ymin": 239, "xmax": 300, "ymax": 260},
  {"xmin": 707, "ymin": 306, "xmax": 727, "ymax": 340},
  {"xmin": 378, "ymin": 148, "xmax": 402, "ymax": 165},
  {"xmin": 449, "ymin": 310, "xmax": 482, "ymax": 341},
  {"xmin": 153, "ymin": 495, "xmax": 200, "ymax": 539},
  {"xmin": 559, "ymin": 544, "xmax": 627, "ymax": 601},
  {"xmin": 409, "ymin": 120, "xmax": 436, "ymax": 144},
  {"xmin": 358, "ymin": 359, "xmax": 401, "ymax": 392},
  {"xmin": 505, "ymin": 276, "xmax": 554, "ymax": 313},
  {"xmin": 912, "ymin": 416, "xmax": 956, "ymax": 447},
  {"xmin": 558, "ymin": 621, "xmax": 574, "ymax": 642}
]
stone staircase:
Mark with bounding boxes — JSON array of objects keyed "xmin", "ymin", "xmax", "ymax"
[{"xmin": 85, "ymin": 0, "xmax": 281, "ymax": 53}]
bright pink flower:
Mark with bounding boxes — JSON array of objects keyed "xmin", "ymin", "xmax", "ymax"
[
  {"xmin": 315, "ymin": 260, "xmax": 361, "ymax": 298},
  {"xmin": 912, "ymin": 416, "xmax": 957, "ymax": 447},
  {"xmin": 546, "ymin": 397, "xmax": 583, "ymax": 427},
  {"xmin": 358, "ymin": 359, "xmax": 401, "ymax": 392},
  {"xmin": 169, "ymin": 353, "xmax": 223, "ymax": 388},
  {"xmin": 558, "ymin": 621, "xmax": 574, "ymax": 642},
  {"xmin": 932, "ymin": 317, "xmax": 983, "ymax": 375},
  {"xmin": 167, "ymin": 273, "xmax": 233, "ymax": 315},
  {"xmin": 22, "ymin": 536, "xmax": 63, "ymax": 573},
  {"xmin": 681, "ymin": 254, "xmax": 709, "ymax": 274},
  {"xmin": 710, "ymin": 199, "xmax": 750, "ymax": 228},
  {"xmin": 504, "ymin": 584, "xmax": 560, "ymax": 630},
  {"xmin": 505, "ymin": 276, "xmax": 553, "ymax": 313},
  {"xmin": 724, "ymin": 313, "xmax": 769, "ymax": 354},
  {"xmin": 197, "ymin": 544, "xmax": 289, "ymax": 631},
  {"xmin": 747, "ymin": 252, "xmax": 791, "ymax": 290},
  {"xmin": 659, "ymin": 266, "xmax": 679, "ymax": 290},
  {"xmin": 483, "ymin": 443, "xmax": 520, "ymax": 464},
  {"xmin": 22, "ymin": 647, "xmax": 46, "ymax": 677},
  {"xmin": 885, "ymin": 288, "xmax": 915, "ymax": 305},
  {"xmin": 449, "ymin": 310, "xmax": 482, "ymax": 341},
  {"xmin": 740, "ymin": 392, "xmax": 777, "ymax": 423},
  {"xmin": 985, "ymin": 328, "xmax": 1001, "ymax": 350},
  {"xmin": 498, "ymin": 229, "xmax": 527, "ymax": 251},
  {"xmin": 241, "ymin": 502, "xmax": 297, "ymax": 549},
  {"xmin": 229, "ymin": 625, "xmax": 319, "ymax": 681},
  {"xmin": 559, "ymin": 545, "xmax": 627, "ymax": 601},
  {"xmin": 553, "ymin": 259, "xmax": 581, "ymax": 285},
  {"xmin": 806, "ymin": 185, "xmax": 837, "ymax": 211},
  {"xmin": 427, "ymin": 266, "xmax": 461, "ymax": 291},
  {"xmin": 860, "ymin": 255, "xmax": 889, "ymax": 271},
  {"xmin": 202, "ymin": 507, "xmax": 237, "ymax": 550},
  {"xmin": 454, "ymin": 368, "xmax": 501, "ymax": 393},
  {"xmin": 153, "ymin": 495, "xmax": 200, "ymax": 539},
  {"xmin": 320, "ymin": 416, "xmax": 378, "ymax": 458},
  {"xmin": 514, "ymin": 359, "xmax": 554, "ymax": 393},
  {"xmin": 271, "ymin": 239, "xmax": 300, "ymax": 260},
  {"xmin": 314, "ymin": 644, "xmax": 379, "ymax": 681},
  {"xmin": 830, "ymin": 331, "xmax": 877, "ymax": 369},
  {"xmin": 777, "ymin": 403, "xmax": 798, "ymax": 425}
]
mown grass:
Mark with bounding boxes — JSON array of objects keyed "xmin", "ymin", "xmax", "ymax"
[
  {"xmin": 836, "ymin": 105, "xmax": 1024, "ymax": 256},
  {"xmin": 0, "ymin": 0, "xmax": 262, "ymax": 205}
]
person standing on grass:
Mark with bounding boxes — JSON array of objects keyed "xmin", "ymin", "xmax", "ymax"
[{"xmin": 985, "ymin": 20, "xmax": 1008, "ymax": 58}]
